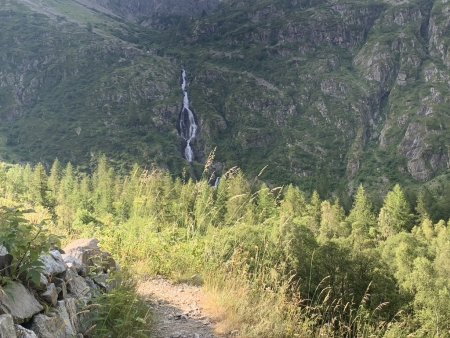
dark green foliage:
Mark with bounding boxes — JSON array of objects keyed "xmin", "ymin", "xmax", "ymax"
[
  {"xmin": 0, "ymin": 207, "xmax": 59, "ymax": 285},
  {"xmin": 0, "ymin": 0, "xmax": 448, "ymax": 222}
]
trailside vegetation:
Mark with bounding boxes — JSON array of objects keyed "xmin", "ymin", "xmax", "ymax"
[{"xmin": 0, "ymin": 156, "xmax": 448, "ymax": 337}]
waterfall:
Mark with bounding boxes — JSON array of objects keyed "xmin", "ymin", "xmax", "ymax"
[
  {"xmin": 179, "ymin": 69, "xmax": 198, "ymax": 162},
  {"xmin": 214, "ymin": 177, "xmax": 221, "ymax": 189}
]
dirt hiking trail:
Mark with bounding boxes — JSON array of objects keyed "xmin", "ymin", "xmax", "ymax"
[{"xmin": 138, "ymin": 277, "xmax": 232, "ymax": 338}]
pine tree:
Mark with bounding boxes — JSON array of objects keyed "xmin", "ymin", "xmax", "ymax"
[
  {"xmin": 318, "ymin": 199, "xmax": 346, "ymax": 242},
  {"xmin": 415, "ymin": 190, "xmax": 430, "ymax": 221},
  {"xmin": 254, "ymin": 183, "xmax": 278, "ymax": 225},
  {"xmin": 378, "ymin": 184, "xmax": 414, "ymax": 239},
  {"xmin": 347, "ymin": 185, "xmax": 377, "ymax": 247},
  {"xmin": 279, "ymin": 185, "xmax": 307, "ymax": 224},
  {"xmin": 306, "ymin": 191, "xmax": 321, "ymax": 235},
  {"xmin": 30, "ymin": 163, "xmax": 50, "ymax": 207},
  {"xmin": 48, "ymin": 158, "xmax": 62, "ymax": 197},
  {"xmin": 92, "ymin": 156, "xmax": 114, "ymax": 214}
]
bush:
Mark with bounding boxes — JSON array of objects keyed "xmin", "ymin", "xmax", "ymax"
[{"xmin": 0, "ymin": 207, "xmax": 59, "ymax": 285}]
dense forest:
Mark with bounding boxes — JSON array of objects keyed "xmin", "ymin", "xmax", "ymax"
[{"xmin": 0, "ymin": 156, "xmax": 448, "ymax": 337}]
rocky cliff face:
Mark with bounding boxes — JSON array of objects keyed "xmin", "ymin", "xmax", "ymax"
[
  {"xmin": 0, "ymin": 0, "xmax": 448, "ymax": 199},
  {"xmin": 77, "ymin": 0, "xmax": 220, "ymax": 21}
]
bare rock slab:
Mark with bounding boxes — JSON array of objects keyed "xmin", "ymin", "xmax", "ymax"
[
  {"xmin": 56, "ymin": 301, "xmax": 77, "ymax": 337},
  {"xmin": 63, "ymin": 238, "xmax": 117, "ymax": 273},
  {"xmin": 31, "ymin": 314, "xmax": 76, "ymax": 338},
  {"xmin": 0, "ymin": 282, "xmax": 43, "ymax": 324},
  {"xmin": 65, "ymin": 270, "xmax": 91, "ymax": 304},
  {"xmin": 0, "ymin": 314, "xmax": 16, "ymax": 338},
  {"xmin": 40, "ymin": 250, "xmax": 67, "ymax": 277},
  {"xmin": 15, "ymin": 325, "xmax": 38, "ymax": 338}
]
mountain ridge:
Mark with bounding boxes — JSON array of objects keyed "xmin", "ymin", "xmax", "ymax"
[{"xmin": 0, "ymin": 0, "xmax": 448, "ymax": 211}]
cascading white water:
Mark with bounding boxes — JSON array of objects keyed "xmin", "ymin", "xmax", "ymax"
[
  {"xmin": 214, "ymin": 177, "xmax": 220, "ymax": 189},
  {"xmin": 179, "ymin": 69, "xmax": 198, "ymax": 162}
]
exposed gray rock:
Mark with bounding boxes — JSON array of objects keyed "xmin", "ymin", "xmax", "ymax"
[
  {"xmin": 63, "ymin": 239, "xmax": 116, "ymax": 274},
  {"xmin": 65, "ymin": 270, "xmax": 91, "ymax": 303},
  {"xmin": 40, "ymin": 250, "xmax": 67, "ymax": 277},
  {"xmin": 0, "ymin": 314, "xmax": 16, "ymax": 338},
  {"xmin": 15, "ymin": 325, "xmax": 37, "ymax": 338},
  {"xmin": 64, "ymin": 298, "xmax": 79, "ymax": 333},
  {"xmin": 40, "ymin": 283, "xmax": 58, "ymax": 306},
  {"xmin": 80, "ymin": 0, "xmax": 220, "ymax": 21},
  {"xmin": 61, "ymin": 255, "xmax": 85, "ymax": 276},
  {"xmin": 31, "ymin": 314, "xmax": 74, "ymax": 338},
  {"xmin": 56, "ymin": 301, "xmax": 76, "ymax": 337},
  {"xmin": 0, "ymin": 282, "xmax": 43, "ymax": 324}
]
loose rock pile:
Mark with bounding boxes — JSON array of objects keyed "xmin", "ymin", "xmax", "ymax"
[{"xmin": 0, "ymin": 238, "xmax": 117, "ymax": 338}]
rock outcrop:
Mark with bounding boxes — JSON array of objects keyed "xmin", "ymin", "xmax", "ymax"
[{"xmin": 0, "ymin": 239, "xmax": 116, "ymax": 338}]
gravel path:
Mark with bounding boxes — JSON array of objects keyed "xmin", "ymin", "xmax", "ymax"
[{"xmin": 137, "ymin": 277, "xmax": 223, "ymax": 338}]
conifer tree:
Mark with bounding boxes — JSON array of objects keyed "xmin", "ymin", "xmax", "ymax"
[
  {"xmin": 56, "ymin": 162, "xmax": 77, "ymax": 232},
  {"xmin": 48, "ymin": 158, "xmax": 62, "ymax": 197},
  {"xmin": 92, "ymin": 156, "xmax": 114, "ymax": 214},
  {"xmin": 415, "ymin": 190, "xmax": 430, "ymax": 221},
  {"xmin": 79, "ymin": 175, "xmax": 92, "ymax": 211},
  {"xmin": 279, "ymin": 185, "xmax": 307, "ymax": 224},
  {"xmin": 378, "ymin": 184, "xmax": 414, "ymax": 239},
  {"xmin": 254, "ymin": 183, "xmax": 277, "ymax": 225},
  {"xmin": 318, "ymin": 199, "xmax": 346, "ymax": 242},
  {"xmin": 30, "ymin": 163, "xmax": 50, "ymax": 207},
  {"xmin": 347, "ymin": 185, "xmax": 377, "ymax": 247},
  {"xmin": 306, "ymin": 191, "xmax": 321, "ymax": 235}
]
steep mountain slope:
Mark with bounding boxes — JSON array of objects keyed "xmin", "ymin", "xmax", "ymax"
[
  {"xmin": 0, "ymin": 0, "xmax": 448, "ymax": 207},
  {"xmin": 0, "ymin": 0, "xmax": 184, "ymax": 169}
]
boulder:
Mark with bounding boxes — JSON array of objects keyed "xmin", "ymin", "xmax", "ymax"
[
  {"xmin": 40, "ymin": 250, "xmax": 67, "ymax": 277},
  {"xmin": 64, "ymin": 298, "xmax": 79, "ymax": 333},
  {"xmin": 63, "ymin": 239, "xmax": 116, "ymax": 273},
  {"xmin": 31, "ymin": 314, "xmax": 75, "ymax": 338},
  {"xmin": 61, "ymin": 255, "xmax": 85, "ymax": 276},
  {"xmin": 0, "ymin": 314, "xmax": 16, "ymax": 338},
  {"xmin": 40, "ymin": 283, "xmax": 58, "ymax": 306},
  {"xmin": 65, "ymin": 270, "xmax": 91, "ymax": 303},
  {"xmin": 0, "ymin": 282, "xmax": 43, "ymax": 323},
  {"xmin": 56, "ymin": 301, "xmax": 76, "ymax": 337},
  {"xmin": 15, "ymin": 325, "xmax": 38, "ymax": 338}
]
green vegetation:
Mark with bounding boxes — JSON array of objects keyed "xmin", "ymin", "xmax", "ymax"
[
  {"xmin": 0, "ymin": 157, "xmax": 448, "ymax": 337},
  {"xmin": 0, "ymin": 207, "xmax": 58, "ymax": 285},
  {"xmin": 89, "ymin": 278, "xmax": 153, "ymax": 337},
  {"xmin": 1, "ymin": 1, "xmax": 448, "ymax": 336},
  {"xmin": 0, "ymin": 0, "xmax": 448, "ymax": 209}
]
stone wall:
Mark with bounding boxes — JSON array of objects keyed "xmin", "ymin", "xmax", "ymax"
[{"xmin": 0, "ymin": 239, "xmax": 117, "ymax": 338}]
